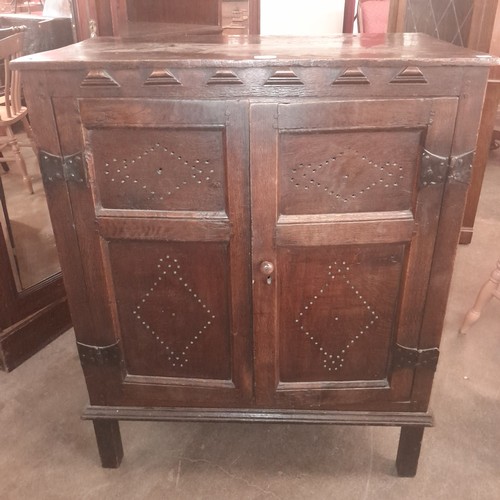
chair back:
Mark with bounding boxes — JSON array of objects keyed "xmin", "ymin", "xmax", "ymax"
[
  {"xmin": 358, "ymin": 0, "xmax": 390, "ymax": 33},
  {"xmin": 0, "ymin": 29, "xmax": 26, "ymax": 121}
]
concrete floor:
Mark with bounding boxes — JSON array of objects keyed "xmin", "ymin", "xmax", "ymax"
[{"xmin": 1, "ymin": 151, "xmax": 499, "ymax": 499}]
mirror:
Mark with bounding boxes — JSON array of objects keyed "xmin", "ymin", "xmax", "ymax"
[
  {"xmin": 0, "ymin": 134, "xmax": 60, "ymax": 291},
  {"xmin": 0, "ymin": 4, "xmax": 74, "ymax": 292}
]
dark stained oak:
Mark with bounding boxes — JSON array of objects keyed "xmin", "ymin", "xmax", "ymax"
[
  {"xmin": 92, "ymin": 420, "xmax": 123, "ymax": 468},
  {"xmin": 396, "ymin": 426, "xmax": 425, "ymax": 477},
  {"xmin": 0, "ymin": 25, "xmax": 72, "ymax": 371},
  {"xmin": 14, "ymin": 33, "xmax": 496, "ymax": 474}
]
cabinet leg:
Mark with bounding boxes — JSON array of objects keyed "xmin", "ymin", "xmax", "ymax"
[
  {"xmin": 396, "ymin": 425, "xmax": 425, "ymax": 477},
  {"xmin": 92, "ymin": 420, "xmax": 124, "ymax": 468}
]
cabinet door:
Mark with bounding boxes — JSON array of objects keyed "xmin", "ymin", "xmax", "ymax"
[
  {"xmin": 75, "ymin": 99, "xmax": 252, "ymax": 407},
  {"xmin": 251, "ymin": 98, "xmax": 458, "ymax": 410}
]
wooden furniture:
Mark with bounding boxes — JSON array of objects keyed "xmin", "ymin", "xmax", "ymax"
[
  {"xmin": 358, "ymin": 0, "xmax": 390, "ymax": 33},
  {"xmin": 461, "ymin": 1, "xmax": 500, "ymax": 244},
  {"xmin": 0, "ymin": 24, "xmax": 71, "ymax": 372},
  {"xmin": 14, "ymin": 33, "xmax": 494, "ymax": 476},
  {"xmin": 12, "ymin": 0, "xmax": 44, "ymax": 15},
  {"xmin": 0, "ymin": 14, "xmax": 73, "ymax": 55},
  {"xmin": 387, "ymin": 0, "xmax": 500, "ymax": 244},
  {"xmin": 0, "ymin": 150, "xmax": 71, "ymax": 370},
  {"xmin": 460, "ymin": 259, "xmax": 500, "ymax": 333},
  {"xmin": 73, "ymin": 0, "xmax": 264, "ymax": 40},
  {"xmin": 72, "ymin": 0, "xmax": 225, "ymax": 39},
  {"xmin": 73, "ymin": 1, "xmax": 361, "ymax": 39},
  {"xmin": 0, "ymin": 164, "xmax": 70, "ymax": 371},
  {"xmin": 0, "ymin": 177, "xmax": 70, "ymax": 370}
]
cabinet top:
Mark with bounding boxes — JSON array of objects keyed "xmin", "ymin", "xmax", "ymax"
[{"xmin": 13, "ymin": 33, "xmax": 497, "ymax": 70}]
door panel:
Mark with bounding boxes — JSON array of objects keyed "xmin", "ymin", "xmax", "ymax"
[
  {"xmin": 89, "ymin": 127, "xmax": 226, "ymax": 212},
  {"xmin": 279, "ymin": 129, "xmax": 421, "ymax": 214},
  {"xmin": 278, "ymin": 244, "xmax": 404, "ymax": 383},
  {"xmin": 108, "ymin": 240, "xmax": 231, "ymax": 380},
  {"xmin": 251, "ymin": 98, "xmax": 458, "ymax": 409},
  {"xmin": 78, "ymin": 99, "xmax": 252, "ymax": 407}
]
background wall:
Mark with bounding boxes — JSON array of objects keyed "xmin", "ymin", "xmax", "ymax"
[{"xmin": 260, "ymin": 0, "xmax": 345, "ymax": 35}]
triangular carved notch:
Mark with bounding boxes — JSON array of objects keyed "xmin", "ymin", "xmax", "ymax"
[
  {"xmin": 265, "ymin": 69, "xmax": 304, "ymax": 86},
  {"xmin": 81, "ymin": 69, "xmax": 119, "ymax": 87},
  {"xmin": 391, "ymin": 66, "xmax": 428, "ymax": 84},
  {"xmin": 332, "ymin": 67, "xmax": 370, "ymax": 85},
  {"xmin": 144, "ymin": 69, "xmax": 181, "ymax": 86},
  {"xmin": 207, "ymin": 70, "xmax": 243, "ymax": 85}
]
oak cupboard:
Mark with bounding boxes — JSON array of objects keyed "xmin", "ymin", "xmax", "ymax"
[{"xmin": 14, "ymin": 33, "xmax": 494, "ymax": 476}]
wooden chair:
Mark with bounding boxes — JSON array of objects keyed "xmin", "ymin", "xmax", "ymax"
[
  {"xmin": 342, "ymin": 0, "xmax": 390, "ymax": 33},
  {"xmin": 460, "ymin": 259, "xmax": 500, "ymax": 333},
  {"xmin": 13, "ymin": 0, "xmax": 44, "ymax": 15},
  {"xmin": 0, "ymin": 27, "xmax": 35, "ymax": 194},
  {"xmin": 358, "ymin": 0, "xmax": 390, "ymax": 33}
]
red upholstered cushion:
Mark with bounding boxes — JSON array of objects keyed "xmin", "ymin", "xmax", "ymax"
[{"xmin": 359, "ymin": 0, "xmax": 390, "ymax": 33}]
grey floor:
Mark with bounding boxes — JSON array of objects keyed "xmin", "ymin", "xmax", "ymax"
[{"xmin": 1, "ymin": 151, "xmax": 499, "ymax": 500}]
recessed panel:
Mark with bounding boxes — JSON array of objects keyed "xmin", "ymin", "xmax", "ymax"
[
  {"xmin": 87, "ymin": 127, "xmax": 226, "ymax": 211},
  {"xmin": 279, "ymin": 129, "xmax": 423, "ymax": 214},
  {"xmin": 108, "ymin": 241, "xmax": 231, "ymax": 380},
  {"xmin": 278, "ymin": 244, "xmax": 404, "ymax": 383}
]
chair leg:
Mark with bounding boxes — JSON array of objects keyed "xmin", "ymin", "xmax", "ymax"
[
  {"xmin": 6, "ymin": 125, "xmax": 33, "ymax": 194},
  {"xmin": 21, "ymin": 116, "xmax": 39, "ymax": 159},
  {"xmin": 0, "ymin": 152, "xmax": 9, "ymax": 173},
  {"xmin": 460, "ymin": 259, "xmax": 500, "ymax": 333}
]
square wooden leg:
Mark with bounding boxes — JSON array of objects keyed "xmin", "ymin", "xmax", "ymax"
[
  {"xmin": 92, "ymin": 420, "xmax": 124, "ymax": 468},
  {"xmin": 396, "ymin": 425, "xmax": 425, "ymax": 477}
]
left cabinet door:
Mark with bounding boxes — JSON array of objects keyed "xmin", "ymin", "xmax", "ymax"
[{"xmin": 63, "ymin": 99, "xmax": 253, "ymax": 408}]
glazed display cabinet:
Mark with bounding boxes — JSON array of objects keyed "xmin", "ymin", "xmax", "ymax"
[{"xmin": 13, "ymin": 33, "xmax": 494, "ymax": 476}]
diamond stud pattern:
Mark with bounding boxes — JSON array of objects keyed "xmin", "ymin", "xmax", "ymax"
[
  {"xmin": 103, "ymin": 143, "xmax": 213, "ymax": 201},
  {"xmin": 131, "ymin": 255, "xmax": 216, "ymax": 368},
  {"xmin": 294, "ymin": 261, "xmax": 379, "ymax": 373},
  {"xmin": 289, "ymin": 147, "xmax": 404, "ymax": 204}
]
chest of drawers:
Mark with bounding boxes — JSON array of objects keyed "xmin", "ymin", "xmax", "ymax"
[{"xmin": 15, "ymin": 33, "xmax": 494, "ymax": 476}]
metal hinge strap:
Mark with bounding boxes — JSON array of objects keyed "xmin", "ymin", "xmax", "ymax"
[
  {"xmin": 393, "ymin": 344, "xmax": 439, "ymax": 371},
  {"xmin": 420, "ymin": 149, "xmax": 448, "ymax": 188},
  {"xmin": 449, "ymin": 150, "xmax": 475, "ymax": 185},
  {"xmin": 77, "ymin": 341, "xmax": 121, "ymax": 367},
  {"xmin": 40, "ymin": 151, "xmax": 86, "ymax": 185}
]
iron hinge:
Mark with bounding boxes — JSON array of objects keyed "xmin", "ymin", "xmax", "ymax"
[
  {"xmin": 392, "ymin": 344, "xmax": 440, "ymax": 372},
  {"xmin": 77, "ymin": 341, "xmax": 121, "ymax": 368},
  {"xmin": 420, "ymin": 149, "xmax": 449, "ymax": 188},
  {"xmin": 40, "ymin": 151, "xmax": 86, "ymax": 185},
  {"xmin": 449, "ymin": 151, "xmax": 475, "ymax": 185}
]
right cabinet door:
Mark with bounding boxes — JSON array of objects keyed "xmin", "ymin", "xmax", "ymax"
[{"xmin": 251, "ymin": 97, "xmax": 458, "ymax": 410}]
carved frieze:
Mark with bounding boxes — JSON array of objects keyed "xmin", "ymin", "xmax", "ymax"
[
  {"xmin": 391, "ymin": 66, "xmax": 428, "ymax": 84},
  {"xmin": 81, "ymin": 69, "xmax": 119, "ymax": 87},
  {"xmin": 332, "ymin": 67, "xmax": 370, "ymax": 85},
  {"xmin": 144, "ymin": 69, "xmax": 181, "ymax": 86},
  {"xmin": 265, "ymin": 69, "xmax": 304, "ymax": 86},
  {"xmin": 207, "ymin": 70, "xmax": 243, "ymax": 85}
]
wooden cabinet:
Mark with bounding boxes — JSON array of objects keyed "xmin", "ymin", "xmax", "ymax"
[
  {"xmin": 72, "ymin": 0, "xmax": 261, "ymax": 39},
  {"xmin": 0, "ymin": 176, "xmax": 71, "ymax": 371},
  {"xmin": 72, "ymin": 0, "xmax": 223, "ymax": 39},
  {"xmin": 14, "ymin": 33, "xmax": 494, "ymax": 476},
  {"xmin": 0, "ymin": 27, "xmax": 72, "ymax": 372}
]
